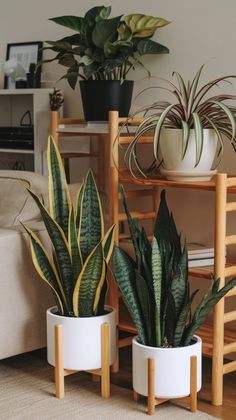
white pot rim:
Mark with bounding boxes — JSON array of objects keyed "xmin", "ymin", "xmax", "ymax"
[
  {"xmin": 47, "ymin": 305, "xmax": 114, "ymax": 321},
  {"xmin": 133, "ymin": 335, "xmax": 202, "ymax": 351}
]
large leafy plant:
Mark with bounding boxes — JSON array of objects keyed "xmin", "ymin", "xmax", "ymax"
[
  {"xmin": 125, "ymin": 65, "xmax": 236, "ymax": 177},
  {"xmin": 112, "ymin": 187, "xmax": 236, "ymax": 347},
  {"xmin": 44, "ymin": 5, "xmax": 170, "ymax": 88},
  {"xmin": 23, "ymin": 137, "xmax": 114, "ymax": 317}
]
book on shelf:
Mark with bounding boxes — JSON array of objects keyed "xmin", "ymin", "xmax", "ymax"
[
  {"xmin": 187, "ymin": 242, "xmax": 214, "ymax": 260},
  {"xmin": 188, "ymin": 258, "xmax": 214, "ymax": 268}
]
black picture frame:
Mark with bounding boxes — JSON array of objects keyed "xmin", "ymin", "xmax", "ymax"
[{"xmin": 4, "ymin": 41, "xmax": 43, "ymax": 89}]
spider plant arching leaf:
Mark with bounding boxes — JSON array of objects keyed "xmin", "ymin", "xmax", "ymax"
[
  {"xmin": 173, "ymin": 71, "xmax": 188, "ymax": 111},
  {"xmin": 78, "ymin": 169, "xmax": 104, "ymax": 261},
  {"xmin": 73, "ymin": 242, "xmax": 105, "ymax": 317},
  {"xmin": 153, "ymin": 104, "xmax": 176, "ymax": 160},
  {"xmin": 181, "ymin": 120, "xmax": 190, "ymax": 159},
  {"xmin": 204, "ymin": 116, "xmax": 224, "ymax": 168},
  {"xmin": 209, "ymin": 101, "xmax": 236, "ymax": 142},
  {"xmin": 187, "ymin": 65, "xmax": 204, "ymax": 118},
  {"xmin": 47, "ymin": 136, "xmax": 71, "ymax": 238},
  {"xmin": 22, "ymin": 224, "xmax": 66, "ymax": 315},
  {"xmin": 68, "ymin": 207, "xmax": 83, "ymax": 283},
  {"xmin": 192, "ymin": 112, "xmax": 203, "ymax": 166}
]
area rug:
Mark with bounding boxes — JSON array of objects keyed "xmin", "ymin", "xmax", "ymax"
[{"xmin": 0, "ymin": 352, "xmax": 215, "ymax": 419}]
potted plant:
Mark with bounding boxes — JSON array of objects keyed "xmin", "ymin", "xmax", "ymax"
[
  {"xmin": 112, "ymin": 187, "xmax": 236, "ymax": 410},
  {"xmin": 125, "ymin": 66, "xmax": 236, "ymax": 181},
  {"xmin": 44, "ymin": 5, "xmax": 170, "ymax": 121},
  {"xmin": 23, "ymin": 137, "xmax": 116, "ymax": 383}
]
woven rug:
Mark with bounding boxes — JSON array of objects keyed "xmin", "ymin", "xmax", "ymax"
[{"xmin": 0, "ymin": 351, "xmax": 215, "ymax": 419}]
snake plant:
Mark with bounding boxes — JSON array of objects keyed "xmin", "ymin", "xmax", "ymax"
[
  {"xmin": 44, "ymin": 5, "xmax": 170, "ymax": 88},
  {"xmin": 112, "ymin": 187, "xmax": 236, "ymax": 347},
  {"xmin": 23, "ymin": 136, "xmax": 114, "ymax": 317},
  {"xmin": 125, "ymin": 65, "xmax": 236, "ymax": 177}
]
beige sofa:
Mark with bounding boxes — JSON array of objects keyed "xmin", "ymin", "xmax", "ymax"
[{"xmin": 0, "ymin": 170, "xmax": 54, "ymax": 359}]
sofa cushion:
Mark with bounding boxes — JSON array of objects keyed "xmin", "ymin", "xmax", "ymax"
[{"xmin": 0, "ymin": 170, "xmax": 48, "ymax": 227}]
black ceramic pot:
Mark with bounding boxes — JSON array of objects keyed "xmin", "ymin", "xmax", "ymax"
[{"xmin": 79, "ymin": 80, "xmax": 134, "ymax": 121}]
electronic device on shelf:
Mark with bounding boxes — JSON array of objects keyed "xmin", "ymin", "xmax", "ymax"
[{"xmin": 0, "ymin": 126, "xmax": 34, "ymax": 150}]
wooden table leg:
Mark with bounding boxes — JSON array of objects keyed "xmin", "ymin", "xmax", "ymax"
[
  {"xmin": 54, "ymin": 324, "xmax": 64, "ymax": 399},
  {"xmin": 101, "ymin": 322, "xmax": 110, "ymax": 398},
  {"xmin": 148, "ymin": 358, "xmax": 155, "ymax": 415},
  {"xmin": 190, "ymin": 355, "xmax": 197, "ymax": 412}
]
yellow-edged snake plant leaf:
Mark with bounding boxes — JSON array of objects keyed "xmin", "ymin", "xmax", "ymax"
[
  {"xmin": 68, "ymin": 207, "xmax": 83, "ymax": 283},
  {"xmin": 26, "ymin": 188, "xmax": 73, "ymax": 313},
  {"xmin": 78, "ymin": 169, "xmax": 104, "ymax": 262},
  {"xmin": 102, "ymin": 224, "xmax": 115, "ymax": 263},
  {"xmin": 47, "ymin": 136, "xmax": 71, "ymax": 238},
  {"xmin": 22, "ymin": 224, "xmax": 66, "ymax": 315},
  {"xmin": 75, "ymin": 182, "xmax": 84, "ymax": 230},
  {"xmin": 72, "ymin": 242, "xmax": 106, "ymax": 317}
]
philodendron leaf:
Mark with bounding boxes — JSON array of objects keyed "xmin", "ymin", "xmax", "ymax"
[
  {"xmin": 26, "ymin": 188, "xmax": 73, "ymax": 313},
  {"xmin": 68, "ymin": 207, "xmax": 82, "ymax": 283},
  {"xmin": 136, "ymin": 39, "xmax": 169, "ymax": 55},
  {"xmin": 112, "ymin": 246, "xmax": 147, "ymax": 344},
  {"xmin": 125, "ymin": 14, "xmax": 170, "ymax": 38},
  {"xmin": 92, "ymin": 16, "xmax": 122, "ymax": 49},
  {"xmin": 49, "ymin": 16, "xmax": 85, "ymax": 32},
  {"xmin": 78, "ymin": 170, "xmax": 104, "ymax": 262},
  {"xmin": 73, "ymin": 242, "xmax": 106, "ymax": 317},
  {"xmin": 22, "ymin": 224, "xmax": 66, "ymax": 315},
  {"xmin": 47, "ymin": 136, "xmax": 71, "ymax": 238}
]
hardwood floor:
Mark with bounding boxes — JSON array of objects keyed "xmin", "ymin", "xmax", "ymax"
[{"xmin": 111, "ymin": 347, "xmax": 236, "ymax": 420}]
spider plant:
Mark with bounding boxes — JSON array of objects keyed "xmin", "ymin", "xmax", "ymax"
[
  {"xmin": 23, "ymin": 136, "xmax": 115, "ymax": 317},
  {"xmin": 125, "ymin": 65, "xmax": 236, "ymax": 177},
  {"xmin": 112, "ymin": 187, "xmax": 236, "ymax": 347}
]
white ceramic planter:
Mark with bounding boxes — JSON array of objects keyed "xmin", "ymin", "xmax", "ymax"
[
  {"xmin": 47, "ymin": 306, "xmax": 116, "ymax": 371},
  {"xmin": 133, "ymin": 336, "xmax": 202, "ymax": 399},
  {"xmin": 159, "ymin": 128, "xmax": 218, "ymax": 181}
]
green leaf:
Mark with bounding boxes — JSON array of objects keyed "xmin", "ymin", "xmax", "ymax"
[
  {"xmin": 49, "ymin": 15, "xmax": 85, "ymax": 32},
  {"xmin": 136, "ymin": 39, "xmax": 169, "ymax": 55},
  {"xmin": 26, "ymin": 188, "xmax": 73, "ymax": 313},
  {"xmin": 192, "ymin": 112, "xmax": 204, "ymax": 166},
  {"xmin": 22, "ymin": 224, "xmax": 66, "ymax": 315},
  {"xmin": 153, "ymin": 104, "xmax": 176, "ymax": 160},
  {"xmin": 187, "ymin": 65, "xmax": 204, "ymax": 118},
  {"xmin": 78, "ymin": 170, "xmax": 104, "ymax": 262},
  {"xmin": 112, "ymin": 246, "xmax": 147, "ymax": 344},
  {"xmin": 102, "ymin": 225, "xmax": 115, "ymax": 263},
  {"xmin": 152, "ymin": 237, "xmax": 162, "ymax": 346},
  {"xmin": 92, "ymin": 16, "xmax": 122, "ymax": 49},
  {"xmin": 181, "ymin": 120, "xmax": 190, "ymax": 159},
  {"xmin": 210, "ymin": 100, "xmax": 236, "ymax": 142},
  {"xmin": 47, "ymin": 136, "xmax": 71, "ymax": 237},
  {"xmin": 75, "ymin": 182, "xmax": 84, "ymax": 230},
  {"xmin": 73, "ymin": 242, "xmax": 106, "ymax": 317},
  {"xmin": 125, "ymin": 14, "xmax": 170, "ymax": 38},
  {"xmin": 171, "ymin": 246, "xmax": 188, "ymax": 319},
  {"xmin": 85, "ymin": 6, "xmax": 108, "ymax": 22},
  {"xmin": 135, "ymin": 270, "xmax": 153, "ymax": 345},
  {"xmin": 68, "ymin": 207, "xmax": 82, "ymax": 283},
  {"xmin": 117, "ymin": 22, "xmax": 132, "ymax": 41},
  {"xmin": 173, "ymin": 289, "xmax": 199, "ymax": 347}
]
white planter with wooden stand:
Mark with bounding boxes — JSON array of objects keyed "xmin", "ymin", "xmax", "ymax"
[
  {"xmin": 159, "ymin": 128, "xmax": 218, "ymax": 181},
  {"xmin": 133, "ymin": 336, "xmax": 202, "ymax": 415},
  {"xmin": 47, "ymin": 306, "xmax": 116, "ymax": 399}
]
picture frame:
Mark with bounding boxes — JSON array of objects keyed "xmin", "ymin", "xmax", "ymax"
[{"xmin": 4, "ymin": 41, "xmax": 43, "ymax": 89}]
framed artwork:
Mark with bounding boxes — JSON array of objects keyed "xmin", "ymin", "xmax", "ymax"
[{"xmin": 4, "ymin": 41, "xmax": 43, "ymax": 89}]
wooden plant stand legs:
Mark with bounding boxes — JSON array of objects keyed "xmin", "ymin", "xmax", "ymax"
[
  {"xmin": 134, "ymin": 356, "xmax": 198, "ymax": 415},
  {"xmin": 54, "ymin": 322, "xmax": 110, "ymax": 399}
]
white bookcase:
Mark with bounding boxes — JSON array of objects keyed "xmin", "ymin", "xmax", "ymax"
[{"xmin": 0, "ymin": 88, "xmax": 52, "ymax": 174}]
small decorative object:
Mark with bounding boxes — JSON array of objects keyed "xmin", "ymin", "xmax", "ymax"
[
  {"xmin": 49, "ymin": 88, "xmax": 64, "ymax": 111},
  {"xmin": 23, "ymin": 137, "xmax": 116, "ymax": 399},
  {"xmin": 112, "ymin": 187, "xmax": 236, "ymax": 414},
  {"xmin": 125, "ymin": 66, "xmax": 236, "ymax": 181},
  {"xmin": 2, "ymin": 59, "xmax": 26, "ymax": 89},
  {"xmin": 44, "ymin": 6, "xmax": 170, "ymax": 121},
  {"xmin": 26, "ymin": 62, "xmax": 41, "ymax": 88},
  {"xmin": 4, "ymin": 42, "xmax": 42, "ymax": 89}
]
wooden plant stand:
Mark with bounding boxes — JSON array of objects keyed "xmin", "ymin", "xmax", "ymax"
[
  {"xmin": 54, "ymin": 322, "xmax": 110, "ymax": 399},
  {"xmin": 133, "ymin": 356, "xmax": 198, "ymax": 415}
]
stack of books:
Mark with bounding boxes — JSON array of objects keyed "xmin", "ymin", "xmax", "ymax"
[{"xmin": 188, "ymin": 242, "xmax": 214, "ymax": 267}]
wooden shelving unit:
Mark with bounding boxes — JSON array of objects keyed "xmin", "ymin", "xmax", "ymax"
[{"xmin": 108, "ymin": 110, "xmax": 236, "ymax": 407}]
